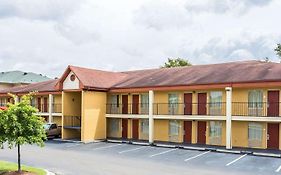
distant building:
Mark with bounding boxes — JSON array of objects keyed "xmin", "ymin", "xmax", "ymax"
[{"xmin": 0, "ymin": 71, "xmax": 51, "ymax": 90}]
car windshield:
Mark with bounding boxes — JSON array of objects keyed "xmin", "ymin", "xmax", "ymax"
[{"xmin": 43, "ymin": 124, "xmax": 51, "ymax": 130}]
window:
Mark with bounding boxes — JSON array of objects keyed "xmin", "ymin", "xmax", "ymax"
[
  {"xmin": 248, "ymin": 122, "xmax": 263, "ymax": 147},
  {"xmin": 141, "ymin": 94, "xmax": 149, "ymax": 114},
  {"xmin": 108, "ymin": 119, "xmax": 120, "ymax": 138},
  {"xmin": 248, "ymin": 90, "xmax": 263, "ymax": 108},
  {"xmin": 31, "ymin": 98, "xmax": 36, "ymax": 107},
  {"xmin": 209, "ymin": 91, "xmax": 223, "ymax": 115},
  {"xmin": 169, "ymin": 120, "xmax": 180, "ymax": 142},
  {"xmin": 248, "ymin": 90, "xmax": 263, "ymax": 116},
  {"xmin": 139, "ymin": 119, "xmax": 149, "ymax": 140},
  {"xmin": 140, "ymin": 119, "xmax": 149, "ymax": 134},
  {"xmin": 168, "ymin": 94, "xmax": 178, "ymax": 115},
  {"xmin": 110, "ymin": 95, "xmax": 119, "ymax": 113},
  {"xmin": 209, "ymin": 121, "xmax": 222, "ymax": 145},
  {"xmin": 0, "ymin": 98, "xmax": 4, "ymax": 106}
]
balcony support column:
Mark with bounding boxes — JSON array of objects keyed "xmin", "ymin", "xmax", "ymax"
[
  {"xmin": 48, "ymin": 94, "xmax": 53, "ymax": 123},
  {"xmin": 225, "ymin": 87, "xmax": 232, "ymax": 149},
  {"xmin": 15, "ymin": 96, "xmax": 19, "ymax": 104},
  {"xmin": 149, "ymin": 90, "xmax": 154, "ymax": 145}
]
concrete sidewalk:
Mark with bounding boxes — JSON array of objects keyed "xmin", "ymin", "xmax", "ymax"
[{"xmin": 107, "ymin": 139, "xmax": 281, "ymax": 158}]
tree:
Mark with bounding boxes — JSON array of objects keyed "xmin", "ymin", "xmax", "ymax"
[
  {"xmin": 264, "ymin": 57, "xmax": 270, "ymax": 62},
  {"xmin": 0, "ymin": 93, "xmax": 46, "ymax": 173},
  {"xmin": 161, "ymin": 58, "xmax": 192, "ymax": 68},
  {"xmin": 275, "ymin": 43, "xmax": 281, "ymax": 60}
]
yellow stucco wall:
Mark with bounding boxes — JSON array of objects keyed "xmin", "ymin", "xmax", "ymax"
[
  {"xmin": 154, "ymin": 119, "xmax": 169, "ymax": 142},
  {"xmin": 63, "ymin": 92, "xmax": 81, "ymax": 116},
  {"xmin": 154, "ymin": 119, "xmax": 183, "ymax": 143},
  {"xmin": 232, "ymin": 121, "xmax": 266, "ymax": 149},
  {"xmin": 63, "ymin": 129, "xmax": 81, "ymax": 139},
  {"xmin": 81, "ymin": 91, "xmax": 107, "ymax": 142},
  {"xmin": 53, "ymin": 116, "xmax": 62, "ymax": 126},
  {"xmin": 191, "ymin": 121, "xmax": 197, "ymax": 144},
  {"xmin": 53, "ymin": 94, "xmax": 62, "ymax": 104},
  {"xmin": 62, "ymin": 91, "xmax": 82, "ymax": 140}
]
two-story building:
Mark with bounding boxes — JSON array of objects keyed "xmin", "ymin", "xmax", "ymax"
[
  {"xmin": 0, "ymin": 79, "xmax": 62, "ymax": 126},
  {"xmin": 1, "ymin": 60, "xmax": 281, "ymax": 150}
]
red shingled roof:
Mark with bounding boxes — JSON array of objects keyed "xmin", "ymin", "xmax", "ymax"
[
  {"xmin": 68, "ymin": 65, "xmax": 128, "ymax": 90},
  {"xmin": 2, "ymin": 60, "xmax": 281, "ymax": 94},
  {"xmin": 0, "ymin": 79, "xmax": 59, "ymax": 94},
  {"xmin": 112, "ymin": 60, "xmax": 281, "ymax": 89}
]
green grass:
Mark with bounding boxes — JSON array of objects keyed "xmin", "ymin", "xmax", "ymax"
[{"xmin": 0, "ymin": 161, "xmax": 46, "ymax": 175}]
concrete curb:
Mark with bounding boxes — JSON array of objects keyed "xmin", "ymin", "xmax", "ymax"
[
  {"xmin": 252, "ymin": 152, "xmax": 281, "ymax": 158},
  {"xmin": 53, "ymin": 139, "xmax": 82, "ymax": 143},
  {"xmin": 216, "ymin": 149, "xmax": 241, "ymax": 154},
  {"xmin": 131, "ymin": 141, "xmax": 150, "ymax": 146},
  {"xmin": 180, "ymin": 146, "xmax": 206, "ymax": 151},
  {"xmin": 44, "ymin": 169, "xmax": 55, "ymax": 175},
  {"xmin": 155, "ymin": 143, "xmax": 177, "ymax": 148},
  {"xmin": 107, "ymin": 139, "xmax": 123, "ymax": 143}
]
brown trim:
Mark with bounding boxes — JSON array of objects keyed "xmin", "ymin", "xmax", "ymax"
[
  {"xmin": 63, "ymin": 89, "xmax": 82, "ymax": 92},
  {"xmin": 0, "ymin": 91, "xmax": 62, "ymax": 97},
  {"xmin": 83, "ymin": 86, "xmax": 109, "ymax": 92},
  {"xmin": 109, "ymin": 81, "xmax": 281, "ymax": 93}
]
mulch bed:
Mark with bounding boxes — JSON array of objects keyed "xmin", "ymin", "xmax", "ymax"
[{"xmin": 0, "ymin": 171, "xmax": 36, "ymax": 175}]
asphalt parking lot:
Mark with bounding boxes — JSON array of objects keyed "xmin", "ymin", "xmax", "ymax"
[{"xmin": 1, "ymin": 140, "xmax": 281, "ymax": 175}]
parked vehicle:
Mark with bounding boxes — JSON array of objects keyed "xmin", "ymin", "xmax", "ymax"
[{"xmin": 44, "ymin": 123, "xmax": 61, "ymax": 138}]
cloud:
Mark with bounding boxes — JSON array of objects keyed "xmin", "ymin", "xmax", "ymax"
[
  {"xmin": 0, "ymin": 0, "xmax": 280, "ymax": 78},
  {"xmin": 134, "ymin": 1, "xmax": 192, "ymax": 30},
  {"xmin": 188, "ymin": 33, "xmax": 280, "ymax": 64},
  {"xmin": 185, "ymin": 0, "xmax": 273, "ymax": 15},
  {"xmin": 0, "ymin": 0, "xmax": 84, "ymax": 21}
]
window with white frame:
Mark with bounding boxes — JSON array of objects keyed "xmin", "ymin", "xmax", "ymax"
[
  {"xmin": 209, "ymin": 91, "xmax": 223, "ymax": 115},
  {"xmin": 169, "ymin": 120, "xmax": 180, "ymax": 142},
  {"xmin": 248, "ymin": 90, "xmax": 263, "ymax": 116},
  {"xmin": 140, "ymin": 94, "xmax": 149, "ymax": 114},
  {"xmin": 248, "ymin": 122, "xmax": 263, "ymax": 147},
  {"xmin": 168, "ymin": 94, "xmax": 178, "ymax": 115},
  {"xmin": 209, "ymin": 121, "xmax": 222, "ymax": 145}
]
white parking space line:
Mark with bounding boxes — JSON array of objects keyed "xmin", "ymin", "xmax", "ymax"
[
  {"xmin": 92, "ymin": 144, "xmax": 122, "ymax": 150},
  {"xmin": 226, "ymin": 154, "xmax": 247, "ymax": 166},
  {"xmin": 149, "ymin": 148, "xmax": 178, "ymax": 158},
  {"xmin": 119, "ymin": 146, "xmax": 146, "ymax": 154},
  {"xmin": 184, "ymin": 151, "xmax": 211, "ymax": 162},
  {"xmin": 275, "ymin": 165, "xmax": 281, "ymax": 173}
]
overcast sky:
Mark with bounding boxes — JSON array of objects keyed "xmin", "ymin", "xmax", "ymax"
[{"xmin": 0, "ymin": 0, "xmax": 281, "ymax": 78}]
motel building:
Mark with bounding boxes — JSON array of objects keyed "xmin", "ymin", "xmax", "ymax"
[{"xmin": 1, "ymin": 60, "xmax": 281, "ymax": 151}]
